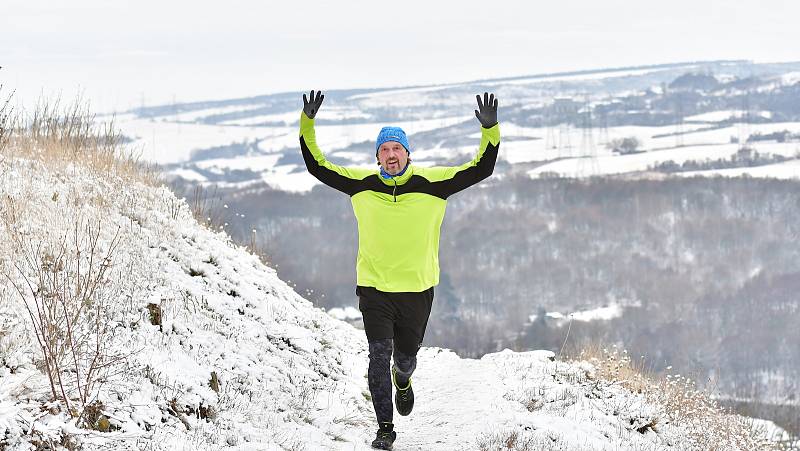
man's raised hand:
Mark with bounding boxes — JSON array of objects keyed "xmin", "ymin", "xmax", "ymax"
[
  {"xmin": 303, "ymin": 90, "xmax": 324, "ymax": 119},
  {"xmin": 474, "ymin": 92, "xmax": 498, "ymax": 128}
]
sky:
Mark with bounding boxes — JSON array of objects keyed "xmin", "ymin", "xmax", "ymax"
[{"xmin": 1, "ymin": 0, "xmax": 798, "ymax": 113}]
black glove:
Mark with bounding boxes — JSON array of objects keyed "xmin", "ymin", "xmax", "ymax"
[
  {"xmin": 302, "ymin": 90, "xmax": 324, "ymax": 119},
  {"xmin": 474, "ymin": 92, "xmax": 498, "ymax": 128}
]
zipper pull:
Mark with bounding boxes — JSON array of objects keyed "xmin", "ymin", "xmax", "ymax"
[{"xmin": 393, "ymin": 178, "xmax": 397, "ymax": 202}]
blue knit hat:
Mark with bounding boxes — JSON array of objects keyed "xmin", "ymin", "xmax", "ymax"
[{"xmin": 375, "ymin": 126, "xmax": 410, "ymax": 154}]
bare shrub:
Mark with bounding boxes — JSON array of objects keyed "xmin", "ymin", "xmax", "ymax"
[{"xmin": 1, "ymin": 214, "xmax": 126, "ymax": 425}]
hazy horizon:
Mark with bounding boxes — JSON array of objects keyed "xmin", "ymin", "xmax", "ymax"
[{"xmin": 3, "ymin": 0, "xmax": 799, "ymax": 113}]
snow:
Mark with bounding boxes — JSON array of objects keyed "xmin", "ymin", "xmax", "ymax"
[
  {"xmin": 480, "ymin": 66, "xmax": 665, "ymax": 87},
  {"xmin": 675, "ymin": 158, "xmax": 800, "ymax": 180},
  {"xmin": 220, "ymin": 111, "xmax": 300, "ymax": 126},
  {"xmin": 780, "ymin": 72, "xmax": 800, "ymax": 86},
  {"xmin": 162, "ymin": 104, "xmax": 266, "ymax": 123},
  {"xmin": 327, "ymin": 306, "xmax": 363, "ymax": 322},
  {"xmin": 222, "ymin": 107, "xmax": 372, "ymax": 126},
  {"xmin": 259, "ymin": 165, "xmax": 320, "ymax": 193},
  {"xmin": 115, "ymin": 111, "xmax": 469, "ymax": 170},
  {"xmin": 0, "ymin": 156, "xmax": 373, "ymax": 450},
  {"xmin": 347, "ymin": 86, "xmax": 452, "ymax": 108},
  {"xmin": 528, "ymin": 143, "xmax": 742, "ymax": 178},
  {"xmin": 117, "ymin": 117, "xmax": 290, "ymax": 165},
  {"xmin": 528, "ymin": 131, "xmax": 800, "ymax": 179},
  {"xmin": 109, "ymin": 81, "xmax": 800, "ymax": 190},
  {"xmin": 195, "ymin": 154, "xmax": 283, "ymax": 172},
  {"xmin": 170, "ymin": 167, "xmax": 207, "ymax": 182},
  {"xmin": 479, "ymin": 122, "xmax": 800, "ymax": 174},
  {"xmin": 750, "ymin": 418, "xmax": 794, "ymax": 443},
  {"xmin": 684, "ymin": 110, "xmax": 773, "ymax": 122},
  {"xmin": 0, "ymin": 155, "xmax": 791, "ymax": 450},
  {"xmin": 140, "ymin": 113, "xmax": 800, "ymax": 190},
  {"xmin": 683, "ymin": 110, "xmax": 739, "ymax": 122},
  {"xmin": 571, "ymin": 305, "xmax": 621, "ymax": 322},
  {"xmin": 529, "ymin": 304, "xmax": 623, "ymax": 324},
  {"xmin": 678, "ymin": 122, "xmax": 800, "ymax": 146}
]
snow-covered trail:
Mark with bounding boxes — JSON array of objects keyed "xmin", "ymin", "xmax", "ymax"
[
  {"xmin": 391, "ymin": 349, "xmax": 519, "ymax": 450},
  {"xmin": 345, "ymin": 346, "xmax": 693, "ymax": 451},
  {"xmin": 344, "ymin": 348, "xmax": 556, "ymax": 451}
]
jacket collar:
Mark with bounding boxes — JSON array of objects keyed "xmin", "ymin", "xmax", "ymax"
[{"xmin": 378, "ymin": 162, "xmax": 413, "ymax": 186}]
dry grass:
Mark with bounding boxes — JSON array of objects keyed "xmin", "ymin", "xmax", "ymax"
[
  {"xmin": 571, "ymin": 343, "xmax": 656, "ymax": 395},
  {"xmin": 185, "ymin": 185, "xmax": 279, "ymax": 271},
  {"xmin": 0, "ymin": 84, "xmax": 13, "ymax": 152},
  {"xmin": 572, "ymin": 344, "xmax": 789, "ymax": 450},
  {"xmin": 2, "ymin": 89, "xmax": 278, "ymax": 274},
  {"xmin": 477, "ymin": 430, "xmax": 536, "ymax": 451},
  {"xmin": 0, "ymin": 93, "xmax": 160, "ymax": 186},
  {"xmin": 189, "ymin": 185, "xmax": 227, "ymax": 231},
  {"xmin": 246, "ymin": 227, "xmax": 278, "ymax": 270}
]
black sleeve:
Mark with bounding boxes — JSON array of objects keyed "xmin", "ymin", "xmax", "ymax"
[
  {"xmin": 435, "ymin": 140, "xmax": 499, "ymax": 199},
  {"xmin": 300, "ymin": 136, "xmax": 361, "ymax": 196}
]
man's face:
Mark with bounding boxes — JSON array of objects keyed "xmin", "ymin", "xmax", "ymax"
[{"xmin": 377, "ymin": 141, "xmax": 409, "ymax": 175}]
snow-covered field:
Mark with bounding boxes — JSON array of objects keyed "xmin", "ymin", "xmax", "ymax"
[
  {"xmin": 101, "ymin": 60, "xmax": 800, "ymax": 192},
  {"xmin": 481, "ymin": 66, "xmax": 664, "ymax": 87},
  {"xmin": 676, "ymin": 158, "xmax": 800, "ymax": 179},
  {"xmin": 112, "ymin": 104, "xmax": 800, "ymax": 192},
  {"xmin": 112, "ymin": 114, "xmax": 294, "ymax": 165},
  {"xmin": 0, "ymin": 153, "xmax": 792, "ymax": 449}
]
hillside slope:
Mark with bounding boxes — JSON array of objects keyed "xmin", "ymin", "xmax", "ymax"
[
  {"xmin": 0, "ymin": 157, "xmax": 373, "ymax": 449},
  {"xmin": 0, "ymin": 156, "xmax": 787, "ymax": 450}
]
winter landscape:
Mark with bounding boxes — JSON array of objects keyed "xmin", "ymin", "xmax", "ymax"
[
  {"xmin": 147, "ymin": 60, "xmax": 800, "ymax": 443},
  {"xmin": 1, "ymin": 55, "xmax": 800, "ymax": 449}
]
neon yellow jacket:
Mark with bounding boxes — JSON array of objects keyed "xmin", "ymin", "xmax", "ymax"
[{"xmin": 299, "ymin": 112, "xmax": 500, "ymax": 292}]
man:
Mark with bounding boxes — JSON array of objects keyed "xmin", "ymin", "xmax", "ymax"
[{"xmin": 299, "ymin": 90, "xmax": 500, "ymax": 449}]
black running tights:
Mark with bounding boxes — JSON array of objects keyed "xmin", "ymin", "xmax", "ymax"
[{"xmin": 368, "ymin": 338, "xmax": 416, "ymax": 424}]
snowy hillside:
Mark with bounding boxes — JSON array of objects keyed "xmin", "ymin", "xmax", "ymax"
[
  {"xmin": 0, "ymin": 155, "xmax": 789, "ymax": 450},
  {"xmin": 0, "ymin": 156, "xmax": 373, "ymax": 450}
]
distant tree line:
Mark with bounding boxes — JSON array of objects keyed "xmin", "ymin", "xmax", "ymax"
[{"xmin": 650, "ymin": 147, "xmax": 799, "ymax": 173}]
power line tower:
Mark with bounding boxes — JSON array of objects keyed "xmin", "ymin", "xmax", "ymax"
[
  {"xmin": 577, "ymin": 96, "xmax": 599, "ymax": 177},
  {"xmin": 552, "ymin": 97, "xmax": 577, "ymax": 160},
  {"xmin": 545, "ymin": 109, "xmax": 556, "ymax": 152},
  {"xmin": 596, "ymin": 103, "xmax": 610, "ymax": 149},
  {"xmin": 558, "ymin": 123, "xmax": 572, "ymax": 160}
]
